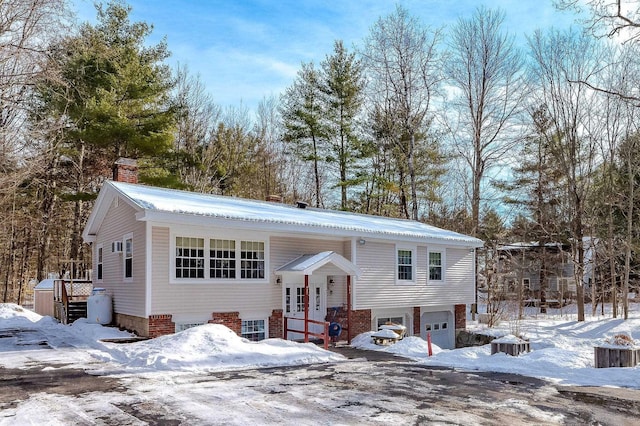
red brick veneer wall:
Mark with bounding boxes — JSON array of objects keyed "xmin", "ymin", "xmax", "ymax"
[
  {"xmin": 454, "ymin": 304, "xmax": 466, "ymax": 330},
  {"xmin": 413, "ymin": 307, "xmax": 421, "ymax": 336},
  {"xmin": 148, "ymin": 314, "xmax": 175, "ymax": 337},
  {"xmin": 349, "ymin": 309, "xmax": 372, "ymax": 339},
  {"xmin": 269, "ymin": 309, "xmax": 283, "ymax": 338},
  {"xmin": 209, "ymin": 311, "xmax": 241, "ymax": 335}
]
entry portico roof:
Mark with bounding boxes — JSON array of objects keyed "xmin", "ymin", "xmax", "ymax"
[{"xmin": 276, "ymin": 251, "xmax": 362, "ymax": 278}]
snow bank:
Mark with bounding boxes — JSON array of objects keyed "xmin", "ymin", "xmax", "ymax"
[
  {"xmin": 352, "ymin": 331, "xmax": 443, "ymax": 357},
  {"xmin": 0, "ymin": 303, "xmax": 42, "ymax": 323},
  {"xmin": 103, "ymin": 324, "xmax": 345, "ymax": 372}
]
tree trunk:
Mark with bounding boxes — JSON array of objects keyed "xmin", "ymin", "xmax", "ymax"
[
  {"xmin": 408, "ymin": 132, "xmax": 418, "ymax": 220},
  {"xmin": 623, "ymin": 151, "xmax": 635, "ymax": 320},
  {"xmin": 311, "ymin": 135, "xmax": 321, "ymax": 208}
]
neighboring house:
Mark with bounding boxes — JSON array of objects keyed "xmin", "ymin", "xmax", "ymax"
[
  {"xmin": 81, "ymin": 160, "xmax": 483, "ymax": 349},
  {"xmin": 495, "ymin": 239, "xmax": 597, "ymax": 303}
]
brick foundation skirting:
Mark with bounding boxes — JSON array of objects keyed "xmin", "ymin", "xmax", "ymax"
[
  {"xmin": 209, "ymin": 311, "xmax": 241, "ymax": 335},
  {"xmin": 413, "ymin": 307, "xmax": 421, "ymax": 336},
  {"xmin": 269, "ymin": 309, "xmax": 283, "ymax": 339},
  {"xmin": 148, "ymin": 314, "xmax": 175, "ymax": 337},
  {"xmin": 348, "ymin": 309, "xmax": 372, "ymax": 340},
  {"xmin": 325, "ymin": 307, "xmax": 371, "ymax": 341},
  {"xmin": 454, "ymin": 304, "xmax": 466, "ymax": 330}
]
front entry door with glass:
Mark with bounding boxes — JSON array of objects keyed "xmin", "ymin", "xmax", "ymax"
[{"xmin": 284, "ymin": 278, "xmax": 326, "ymax": 341}]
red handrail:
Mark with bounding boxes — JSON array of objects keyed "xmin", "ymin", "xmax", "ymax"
[{"xmin": 284, "ymin": 317, "xmax": 330, "ymax": 350}]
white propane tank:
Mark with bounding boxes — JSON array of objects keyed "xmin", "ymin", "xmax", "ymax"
[{"xmin": 87, "ymin": 288, "xmax": 112, "ymax": 325}]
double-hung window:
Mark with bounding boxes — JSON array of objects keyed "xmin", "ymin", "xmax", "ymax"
[
  {"xmin": 124, "ymin": 234, "xmax": 133, "ymax": 279},
  {"xmin": 174, "ymin": 235, "xmax": 266, "ymax": 282},
  {"xmin": 428, "ymin": 251, "xmax": 444, "ymax": 282},
  {"xmin": 176, "ymin": 237, "xmax": 205, "ymax": 278},
  {"xmin": 210, "ymin": 239, "xmax": 236, "ymax": 278},
  {"xmin": 240, "ymin": 241, "xmax": 265, "ymax": 279},
  {"xmin": 97, "ymin": 245, "xmax": 103, "ymax": 281},
  {"xmin": 397, "ymin": 248, "xmax": 413, "ymax": 281}
]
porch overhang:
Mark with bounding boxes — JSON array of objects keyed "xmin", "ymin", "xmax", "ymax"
[{"xmin": 276, "ymin": 251, "xmax": 362, "ymax": 278}]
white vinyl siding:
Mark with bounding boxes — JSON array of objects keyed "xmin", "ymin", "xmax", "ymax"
[
  {"xmin": 93, "ymin": 199, "xmax": 146, "ymax": 317},
  {"xmin": 151, "ymin": 226, "xmax": 277, "ymax": 317},
  {"xmin": 356, "ymin": 242, "xmax": 475, "ymax": 309}
]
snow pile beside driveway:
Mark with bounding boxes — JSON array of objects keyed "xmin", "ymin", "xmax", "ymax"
[
  {"xmin": 0, "ymin": 303, "xmax": 344, "ymax": 374},
  {"xmin": 102, "ymin": 324, "xmax": 345, "ymax": 372},
  {"xmin": 0, "ymin": 303, "xmax": 42, "ymax": 323},
  {"xmin": 352, "ymin": 331, "xmax": 444, "ymax": 357}
]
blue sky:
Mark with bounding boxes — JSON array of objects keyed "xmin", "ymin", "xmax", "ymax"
[{"xmin": 72, "ymin": 1, "xmax": 578, "ymax": 112}]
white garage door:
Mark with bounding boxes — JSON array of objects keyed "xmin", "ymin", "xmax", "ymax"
[{"xmin": 420, "ymin": 311, "xmax": 453, "ymax": 349}]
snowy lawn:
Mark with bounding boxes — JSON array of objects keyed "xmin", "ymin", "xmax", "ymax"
[
  {"xmin": 3, "ymin": 303, "xmax": 640, "ymax": 389},
  {"xmin": 353, "ymin": 302, "xmax": 640, "ymax": 389},
  {"xmin": 3, "ymin": 303, "xmax": 640, "ymax": 424}
]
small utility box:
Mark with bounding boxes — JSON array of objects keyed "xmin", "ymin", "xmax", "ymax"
[{"xmin": 491, "ymin": 335, "xmax": 530, "ymax": 356}]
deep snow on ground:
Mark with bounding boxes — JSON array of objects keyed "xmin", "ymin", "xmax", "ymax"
[
  {"xmin": 2, "ymin": 303, "xmax": 640, "ymax": 424},
  {"xmin": 353, "ymin": 302, "xmax": 640, "ymax": 389},
  {"xmin": 3, "ymin": 302, "xmax": 640, "ymax": 389},
  {"xmin": 0, "ymin": 304, "xmax": 343, "ymax": 374}
]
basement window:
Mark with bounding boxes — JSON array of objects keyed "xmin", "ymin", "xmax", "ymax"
[{"xmin": 241, "ymin": 319, "xmax": 266, "ymax": 341}]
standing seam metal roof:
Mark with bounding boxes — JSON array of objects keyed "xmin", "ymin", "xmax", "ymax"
[{"xmin": 110, "ymin": 181, "xmax": 484, "ymax": 245}]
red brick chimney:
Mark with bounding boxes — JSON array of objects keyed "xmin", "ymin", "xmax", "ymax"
[{"xmin": 113, "ymin": 158, "xmax": 138, "ymax": 183}]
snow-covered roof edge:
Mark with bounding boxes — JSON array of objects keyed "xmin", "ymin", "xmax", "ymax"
[{"xmin": 85, "ymin": 181, "xmax": 484, "ymax": 247}]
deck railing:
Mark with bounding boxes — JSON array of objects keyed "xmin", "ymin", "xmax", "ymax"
[
  {"xmin": 283, "ymin": 317, "xmax": 330, "ymax": 350},
  {"xmin": 53, "ymin": 279, "xmax": 93, "ymax": 324}
]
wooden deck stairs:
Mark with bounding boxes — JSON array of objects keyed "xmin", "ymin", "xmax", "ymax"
[{"xmin": 53, "ymin": 279, "xmax": 92, "ymax": 325}]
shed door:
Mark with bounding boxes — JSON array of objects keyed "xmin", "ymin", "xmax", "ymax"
[
  {"xmin": 284, "ymin": 279, "xmax": 326, "ymax": 341},
  {"xmin": 421, "ymin": 311, "xmax": 453, "ymax": 349}
]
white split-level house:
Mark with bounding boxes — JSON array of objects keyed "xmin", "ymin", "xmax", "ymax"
[{"xmin": 82, "ymin": 161, "xmax": 483, "ymax": 349}]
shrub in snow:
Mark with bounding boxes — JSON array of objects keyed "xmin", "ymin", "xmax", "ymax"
[{"xmin": 604, "ymin": 334, "xmax": 638, "ymax": 347}]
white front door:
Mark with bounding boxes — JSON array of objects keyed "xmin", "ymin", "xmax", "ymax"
[{"xmin": 284, "ymin": 278, "xmax": 326, "ymax": 341}]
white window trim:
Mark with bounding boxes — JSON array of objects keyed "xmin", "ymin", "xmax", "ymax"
[
  {"xmin": 241, "ymin": 318, "xmax": 268, "ymax": 341},
  {"xmin": 427, "ymin": 249, "xmax": 445, "ymax": 283},
  {"xmin": 123, "ymin": 232, "xmax": 133, "ymax": 282},
  {"xmin": 96, "ymin": 244, "xmax": 103, "ymax": 282},
  {"xmin": 175, "ymin": 322, "xmax": 206, "ymax": 332},
  {"xmin": 395, "ymin": 245, "xmax": 416, "ymax": 285},
  {"xmin": 169, "ymin": 230, "xmax": 269, "ymax": 285}
]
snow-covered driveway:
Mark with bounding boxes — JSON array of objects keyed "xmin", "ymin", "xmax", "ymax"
[
  {"xmin": 3, "ymin": 303, "xmax": 640, "ymax": 424},
  {"xmin": 3, "ymin": 357, "xmax": 640, "ymax": 425}
]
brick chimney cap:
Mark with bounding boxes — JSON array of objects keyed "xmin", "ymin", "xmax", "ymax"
[{"xmin": 115, "ymin": 157, "xmax": 137, "ymax": 166}]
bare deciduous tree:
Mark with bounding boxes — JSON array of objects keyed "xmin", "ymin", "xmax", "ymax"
[
  {"xmin": 528, "ymin": 28, "xmax": 603, "ymax": 321},
  {"xmin": 446, "ymin": 6, "xmax": 527, "ymax": 237},
  {"xmin": 361, "ymin": 5, "xmax": 443, "ymax": 220}
]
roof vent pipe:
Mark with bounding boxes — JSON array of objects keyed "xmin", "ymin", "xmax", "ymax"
[{"xmin": 296, "ymin": 201, "xmax": 308, "ymax": 209}]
